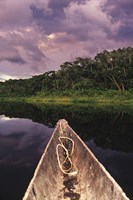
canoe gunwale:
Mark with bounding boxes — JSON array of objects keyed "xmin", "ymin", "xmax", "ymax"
[{"xmin": 22, "ymin": 119, "xmax": 129, "ymax": 200}]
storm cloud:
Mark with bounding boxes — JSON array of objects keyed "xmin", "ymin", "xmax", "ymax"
[{"xmin": 0, "ymin": 0, "xmax": 132, "ymax": 80}]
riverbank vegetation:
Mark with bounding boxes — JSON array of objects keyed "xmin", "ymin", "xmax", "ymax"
[
  {"xmin": 0, "ymin": 47, "xmax": 133, "ymax": 103},
  {"xmin": 1, "ymin": 89, "xmax": 133, "ymax": 105}
]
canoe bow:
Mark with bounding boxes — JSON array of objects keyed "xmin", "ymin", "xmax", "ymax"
[{"xmin": 23, "ymin": 119, "xmax": 129, "ymax": 200}]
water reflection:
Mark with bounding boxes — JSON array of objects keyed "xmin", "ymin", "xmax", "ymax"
[
  {"xmin": 0, "ymin": 115, "xmax": 53, "ymax": 200},
  {"xmin": 0, "ymin": 102, "xmax": 133, "ymax": 199},
  {"xmin": 0, "ymin": 115, "xmax": 53, "ymax": 164},
  {"xmin": 87, "ymin": 140, "xmax": 133, "ymax": 199},
  {"xmin": 1, "ymin": 102, "xmax": 133, "ymax": 152}
]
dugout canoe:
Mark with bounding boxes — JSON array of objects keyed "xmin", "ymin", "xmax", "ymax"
[{"xmin": 23, "ymin": 119, "xmax": 129, "ymax": 200}]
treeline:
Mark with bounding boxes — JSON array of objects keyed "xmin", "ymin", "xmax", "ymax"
[{"xmin": 0, "ymin": 47, "xmax": 133, "ymax": 97}]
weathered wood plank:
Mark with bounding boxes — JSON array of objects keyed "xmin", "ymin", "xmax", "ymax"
[{"xmin": 23, "ymin": 119, "xmax": 129, "ymax": 200}]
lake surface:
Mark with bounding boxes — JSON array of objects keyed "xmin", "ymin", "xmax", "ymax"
[{"xmin": 0, "ymin": 102, "xmax": 133, "ymax": 200}]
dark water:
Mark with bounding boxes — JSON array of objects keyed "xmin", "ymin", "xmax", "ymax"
[{"xmin": 0, "ymin": 102, "xmax": 133, "ymax": 200}]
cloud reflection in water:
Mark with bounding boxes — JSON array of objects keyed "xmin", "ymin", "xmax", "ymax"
[{"xmin": 0, "ymin": 115, "xmax": 54, "ymax": 166}]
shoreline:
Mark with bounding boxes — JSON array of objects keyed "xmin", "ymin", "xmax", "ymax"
[{"xmin": 0, "ymin": 92, "xmax": 133, "ymax": 106}]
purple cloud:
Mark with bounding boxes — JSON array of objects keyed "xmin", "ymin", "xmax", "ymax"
[{"xmin": 0, "ymin": 0, "xmax": 132, "ymax": 81}]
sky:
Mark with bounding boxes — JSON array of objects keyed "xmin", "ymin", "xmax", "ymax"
[{"xmin": 0, "ymin": 0, "xmax": 133, "ymax": 81}]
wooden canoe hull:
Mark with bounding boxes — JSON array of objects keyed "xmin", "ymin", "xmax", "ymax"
[{"xmin": 23, "ymin": 119, "xmax": 129, "ymax": 200}]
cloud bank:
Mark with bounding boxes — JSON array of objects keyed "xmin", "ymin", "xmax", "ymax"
[{"xmin": 0, "ymin": 0, "xmax": 133, "ymax": 81}]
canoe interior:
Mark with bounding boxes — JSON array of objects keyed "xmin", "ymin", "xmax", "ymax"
[{"xmin": 23, "ymin": 119, "xmax": 129, "ymax": 200}]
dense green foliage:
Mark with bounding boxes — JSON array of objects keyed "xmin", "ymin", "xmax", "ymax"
[{"xmin": 0, "ymin": 47, "xmax": 133, "ymax": 97}]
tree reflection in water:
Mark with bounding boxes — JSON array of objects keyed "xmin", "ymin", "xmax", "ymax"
[{"xmin": 0, "ymin": 102, "xmax": 133, "ymax": 199}]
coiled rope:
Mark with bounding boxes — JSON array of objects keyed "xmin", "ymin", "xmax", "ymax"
[{"xmin": 56, "ymin": 121, "xmax": 78, "ymax": 176}]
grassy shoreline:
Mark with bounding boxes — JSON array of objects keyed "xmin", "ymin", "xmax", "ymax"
[{"xmin": 0, "ymin": 90, "xmax": 133, "ymax": 105}]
